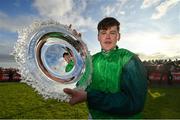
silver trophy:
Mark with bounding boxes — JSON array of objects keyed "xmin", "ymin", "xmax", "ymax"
[{"xmin": 13, "ymin": 20, "xmax": 92, "ymax": 101}]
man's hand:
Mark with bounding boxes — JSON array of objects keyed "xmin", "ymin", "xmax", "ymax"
[{"xmin": 63, "ymin": 88, "xmax": 87, "ymax": 105}]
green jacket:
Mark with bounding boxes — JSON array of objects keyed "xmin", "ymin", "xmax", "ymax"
[
  {"xmin": 86, "ymin": 47, "xmax": 147, "ymax": 119},
  {"xmin": 65, "ymin": 60, "xmax": 74, "ymax": 72}
]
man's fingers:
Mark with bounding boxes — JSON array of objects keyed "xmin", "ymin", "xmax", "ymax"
[
  {"xmin": 63, "ymin": 88, "xmax": 74, "ymax": 95},
  {"xmin": 69, "ymin": 99, "xmax": 76, "ymax": 105},
  {"xmin": 64, "ymin": 88, "xmax": 77, "ymax": 105},
  {"xmin": 69, "ymin": 95, "xmax": 80, "ymax": 105}
]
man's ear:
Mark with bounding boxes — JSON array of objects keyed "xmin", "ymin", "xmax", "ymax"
[
  {"xmin": 117, "ymin": 33, "xmax": 121, "ymax": 41},
  {"xmin": 98, "ymin": 34, "xmax": 100, "ymax": 41}
]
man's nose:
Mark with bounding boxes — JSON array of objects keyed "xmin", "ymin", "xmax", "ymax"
[{"xmin": 105, "ymin": 33, "xmax": 110, "ymax": 39}]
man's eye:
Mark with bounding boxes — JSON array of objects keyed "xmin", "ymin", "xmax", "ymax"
[
  {"xmin": 100, "ymin": 32, "xmax": 106, "ymax": 35},
  {"xmin": 110, "ymin": 32, "xmax": 116, "ymax": 35}
]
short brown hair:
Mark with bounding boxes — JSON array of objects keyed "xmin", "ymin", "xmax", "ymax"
[
  {"xmin": 97, "ymin": 17, "xmax": 120, "ymax": 32},
  {"xmin": 63, "ymin": 52, "xmax": 69, "ymax": 57}
]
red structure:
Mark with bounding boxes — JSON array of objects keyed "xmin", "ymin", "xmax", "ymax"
[
  {"xmin": 0, "ymin": 67, "xmax": 21, "ymax": 82},
  {"xmin": 149, "ymin": 71, "xmax": 180, "ymax": 82}
]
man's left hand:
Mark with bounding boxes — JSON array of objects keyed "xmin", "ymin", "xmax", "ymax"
[{"xmin": 63, "ymin": 88, "xmax": 87, "ymax": 105}]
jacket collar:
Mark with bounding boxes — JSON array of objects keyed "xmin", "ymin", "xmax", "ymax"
[{"xmin": 101, "ymin": 46, "xmax": 118, "ymax": 53}]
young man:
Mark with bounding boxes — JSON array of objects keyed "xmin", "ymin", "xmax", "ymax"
[
  {"xmin": 63, "ymin": 52, "xmax": 74, "ymax": 72},
  {"xmin": 64, "ymin": 17, "xmax": 147, "ymax": 119}
]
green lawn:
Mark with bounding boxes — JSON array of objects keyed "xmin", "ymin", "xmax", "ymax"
[
  {"xmin": 143, "ymin": 86, "xmax": 180, "ymax": 119},
  {"xmin": 0, "ymin": 82, "xmax": 180, "ymax": 119}
]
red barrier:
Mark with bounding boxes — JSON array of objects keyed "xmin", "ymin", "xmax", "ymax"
[
  {"xmin": 149, "ymin": 72, "xmax": 166, "ymax": 80},
  {"xmin": 149, "ymin": 72, "xmax": 180, "ymax": 81},
  {"xmin": 0, "ymin": 74, "xmax": 9, "ymax": 81},
  {"xmin": 0, "ymin": 73, "xmax": 21, "ymax": 82},
  {"xmin": 171, "ymin": 72, "xmax": 180, "ymax": 81}
]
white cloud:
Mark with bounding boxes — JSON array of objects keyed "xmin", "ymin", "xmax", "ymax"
[
  {"xmin": 0, "ymin": 11, "xmax": 38, "ymax": 32},
  {"xmin": 0, "ymin": 44, "xmax": 5, "ymax": 47},
  {"xmin": 0, "ymin": 42, "xmax": 14, "ymax": 55},
  {"xmin": 73, "ymin": 0, "xmax": 88, "ymax": 13},
  {"xmin": 0, "ymin": 0, "xmax": 95, "ymax": 33},
  {"xmin": 33, "ymin": 0, "xmax": 73, "ymax": 17},
  {"xmin": 0, "ymin": 11, "xmax": 7, "ymax": 17},
  {"xmin": 102, "ymin": 6, "xmax": 115, "ymax": 16},
  {"xmin": 118, "ymin": 31, "xmax": 180, "ymax": 58},
  {"xmin": 33, "ymin": 0, "xmax": 96, "ymax": 30},
  {"xmin": 159, "ymin": 34, "xmax": 180, "ymax": 56},
  {"xmin": 161, "ymin": 34, "xmax": 180, "ymax": 41},
  {"xmin": 101, "ymin": 0, "xmax": 128, "ymax": 17},
  {"xmin": 151, "ymin": 0, "xmax": 180, "ymax": 20},
  {"xmin": 0, "ymin": 11, "xmax": 39, "ymax": 55},
  {"xmin": 119, "ymin": 11, "xmax": 125, "ymax": 15},
  {"xmin": 0, "ymin": 0, "xmax": 97, "ymax": 58},
  {"xmin": 141, "ymin": 0, "xmax": 161, "ymax": 9}
]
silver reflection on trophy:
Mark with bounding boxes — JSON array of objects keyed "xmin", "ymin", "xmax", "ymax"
[{"xmin": 13, "ymin": 20, "xmax": 92, "ymax": 101}]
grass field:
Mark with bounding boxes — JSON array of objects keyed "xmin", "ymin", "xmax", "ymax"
[{"xmin": 0, "ymin": 82, "xmax": 180, "ymax": 119}]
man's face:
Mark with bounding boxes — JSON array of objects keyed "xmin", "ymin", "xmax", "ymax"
[
  {"xmin": 64, "ymin": 54, "xmax": 71, "ymax": 63},
  {"xmin": 98, "ymin": 26, "xmax": 120, "ymax": 51}
]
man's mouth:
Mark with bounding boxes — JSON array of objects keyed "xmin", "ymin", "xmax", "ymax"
[{"xmin": 104, "ymin": 41, "xmax": 112, "ymax": 44}]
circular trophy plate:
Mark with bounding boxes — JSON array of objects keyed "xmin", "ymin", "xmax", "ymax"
[{"xmin": 13, "ymin": 20, "xmax": 92, "ymax": 101}]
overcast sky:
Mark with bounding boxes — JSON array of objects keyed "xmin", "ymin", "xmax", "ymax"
[{"xmin": 0, "ymin": 0, "xmax": 180, "ymax": 64}]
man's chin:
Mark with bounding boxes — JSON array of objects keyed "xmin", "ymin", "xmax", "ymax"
[{"xmin": 102, "ymin": 47, "xmax": 113, "ymax": 51}]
